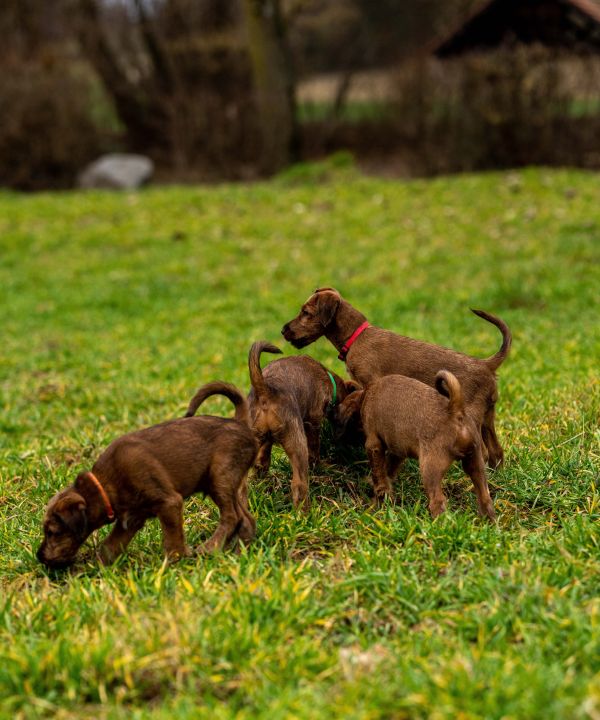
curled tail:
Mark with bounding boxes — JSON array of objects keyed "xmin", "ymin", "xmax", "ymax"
[
  {"xmin": 435, "ymin": 370, "xmax": 464, "ymax": 417},
  {"xmin": 471, "ymin": 308, "xmax": 512, "ymax": 372},
  {"xmin": 185, "ymin": 381, "xmax": 250, "ymax": 426},
  {"xmin": 248, "ymin": 341, "xmax": 282, "ymax": 398}
]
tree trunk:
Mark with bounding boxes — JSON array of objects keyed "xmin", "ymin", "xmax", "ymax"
[
  {"xmin": 77, "ymin": 0, "xmax": 168, "ymax": 153},
  {"xmin": 241, "ymin": 0, "xmax": 297, "ymax": 174}
]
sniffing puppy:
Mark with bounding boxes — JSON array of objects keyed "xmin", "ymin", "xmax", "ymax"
[
  {"xmin": 37, "ymin": 382, "xmax": 257, "ymax": 569},
  {"xmin": 334, "ymin": 372, "xmax": 495, "ymax": 519},
  {"xmin": 281, "ymin": 287, "xmax": 511, "ymax": 468},
  {"xmin": 244, "ymin": 340, "xmax": 357, "ymax": 508}
]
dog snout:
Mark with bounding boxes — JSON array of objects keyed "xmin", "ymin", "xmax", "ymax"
[
  {"xmin": 36, "ymin": 541, "xmax": 75, "ymax": 569},
  {"xmin": 281, "ymin": 323, "xmax": 290, "ymax": 337},
  {"xmin": 39, "ymin": 554, "xmax": 74, "ymax": 570},
  {"xmin": 36, "ymin": 543, "xmax": 55, "ymax": 567}
]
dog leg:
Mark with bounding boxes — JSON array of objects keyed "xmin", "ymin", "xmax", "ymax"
[
  {"xmin": 255, "ymin": 439, "xmax": 273, "ymax": 476},
  {"xmin": 280, "ymin": 419, "xmax": 310, "ymax": 509},
  {"xmin": 305, "ymin": 422, "xmax": 321, "ymax": 467},
  {"xmin": 201, "ymin": 480, "xmax": 243, "ymax": 553},
  {"xmin": 238, "ymin": 472, "xmax": 249, "ymax": 510},
  {"xmin": 481, "ymin": 407, "xmax": 504, "ymax": 469},
  {"xmin": 462, "ymin": 450, "xmax": 496, "ymax": 520},
  {"xmin": 479, "ymin": 429, "xmax": 490, "ymax": 465},
  {"xmin": 234, "ymin": 473, "xmax": 256, "ymax": 545},
  {"xmin": 98, "ymin": 515, "xmax": 146, "ymax": 565},
  {"xmin": 419, "ymin": 456, "xmax": 450, "ymax": 517},
  {"xmin": 157, "ymin": 493, "xmax": 192, "ymax": 562},
  {"xmin": 385, "ymin": 453, "xmax": 403, "ymax": 481},
  {"xmin": 366, "ymin": 435, "xmax": 394, "ymax": 503}
]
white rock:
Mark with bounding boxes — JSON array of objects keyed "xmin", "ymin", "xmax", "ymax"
[{"xmin": 77, "ymin": 154, "xmax": 154, "ymax": 190}]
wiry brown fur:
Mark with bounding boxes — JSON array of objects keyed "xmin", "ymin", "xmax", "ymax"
[
  {"xmin": 281, "ymin": 288, "xmax": 512, "ymax": 467},
  {"xmin": 247, "ymin": 340, "xmax": 358, "ymax": 508},
  {"xmin": 335, "ymin": 371, "xmax": 495, "ymax": 519},
  {"xmin": 37, "ymin": 382, "xmax": 257, "ymax": 569}
]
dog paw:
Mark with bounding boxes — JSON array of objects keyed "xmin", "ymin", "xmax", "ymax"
[
  {"xmin": 237, "ymin": 523, "xmax": 256, "ymax": 545},
  {"xmin": 97, "ymin": 548, "xmax": 116, "ymax": 566},
  {"xmin": 372, "ymin": 491, "xmax": 395, "ymax": 508},
  {"xmin": 487, "ymin": 453, "xmax": 504, "ymax": 470},
  {"xmin": 166, "ymin": 546, "xmax": 194, "ymax": 563},
  {"xmin": 292, "ymin": 495, "xmax": 311, "ymax": 512},
  {"xmin": 478, "ymin": 504, "xmax": 497, "ymax": 522},
  {"xmin": 195, "ymin": 538, "xmax": 224, "ymax": 555},
  {"xmin": 429, "ymin": 500, "xmax": 447, "ymax": 518}
]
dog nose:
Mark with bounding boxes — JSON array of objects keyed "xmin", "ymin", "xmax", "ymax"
[
  {"xmin": 36, "ymin": 546, "xmax": 45, "ymax": 563},
  {"xmin": 281, "ymin": 324, "xmax": 288, "ymax": 336}
]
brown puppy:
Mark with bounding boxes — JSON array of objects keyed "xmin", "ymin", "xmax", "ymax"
[
  {"xmin": 335, "ymin": 372, "xmax": 495, "ymax": 519},
  {"xmin": 281, "ymin": 288, "xmax": 511, "ymax": 468},
  {"xmin": 37, "ymin": 382, "xmax": 257, "ymax": 569},
  {"xmin": 244, "ymin": 340, "xmax": 356, "ymax": 508}
]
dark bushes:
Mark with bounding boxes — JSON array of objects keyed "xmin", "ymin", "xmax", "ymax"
[
  {"xmin": 0, "ymin": 61, "xmax": 110, "ymax": 190},
  {"xmin": 301, "ymin": 46, "xmax": 600, "ymax": 177},
  {"xmin": 388, "ymin": 47, "xmax": 600, "ymax": 174}
]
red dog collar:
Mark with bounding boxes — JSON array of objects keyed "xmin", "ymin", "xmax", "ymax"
[
  {"xmin": 338, "ymin": 321, "xmax": 370, "ymax": 361},
  {"xmin": 86, "ymin": 471, "xmax": 115, "ymax": 521}
]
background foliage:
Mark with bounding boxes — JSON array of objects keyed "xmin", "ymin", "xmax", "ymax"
[{"xmin": 1, "ymin": 0, "xmax": 599, "ymax": 188}]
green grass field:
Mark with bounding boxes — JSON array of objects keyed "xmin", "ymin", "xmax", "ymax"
[{"xmin": 0, "ymin": 162, "xmax": 599, "ymax": 719}]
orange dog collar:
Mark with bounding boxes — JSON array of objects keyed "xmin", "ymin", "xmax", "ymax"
[{"xmin": 86, "ymin": 471, "xmax": 115, "ymax": 521}]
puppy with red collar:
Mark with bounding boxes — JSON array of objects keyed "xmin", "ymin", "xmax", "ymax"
[{"xmin": 281, "ymin": 287, "xmax": 511, "ymax": 468}]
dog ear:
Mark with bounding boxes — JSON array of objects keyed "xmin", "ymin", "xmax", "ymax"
[
  {"xmin": 344, "ymin": 380, "xmax": 361, "ymax": 394},
  {"xmin": 347, "ymin": 390, "xmax": 365, "ymax": 411},
  {"xmin": 315, "ymin": 289, "xmax": 341, "ymax": 327},
  {"xmin": 54, "ymin": 494, "xmax": 88, "ymax": 540},
  {"xmin": 334, "ymin": 390, "xmax": 364, "ymax": 436},
  {"xmin": 333, "ymin": 405, "xmax": 351, "ymax": 439}
]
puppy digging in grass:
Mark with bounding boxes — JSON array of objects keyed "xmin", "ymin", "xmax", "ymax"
[
  {"xmin": 334, "ymin": 372, "xmax": 496, "ymax": 520},
  {"xmin": 37, "ymin": 382, "xmax": 257, "ymax": 569},
  {"xmin": 243, "ymin": 341, "xmax": 357, "ymax": 508}
]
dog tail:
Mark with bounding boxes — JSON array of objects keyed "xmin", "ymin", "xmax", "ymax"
[
  {"xmin": 185, "ymin": 381, "xmax": 250, "ymax": 426},
  {"xmin": 435, "ymin": 370, "xmax": 464, "ymax": 417},
  {"xmin": 471, "ymin": 309, "xmax": 512, "ymax": 372},
  {"xmin": 248, "ymin": 341, "xmax": 282, "ymax": 398}
]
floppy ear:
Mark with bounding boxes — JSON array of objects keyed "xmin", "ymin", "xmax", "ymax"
[
  {"xmin": 334, "ymin": 390, "xmax": 364, "ymax": 435},
  {"xmin": 344, "ymin": 380, "xmax": 361, "ymax": 394},
  {"xmin": 55, "ymin": 495, "xmax": 88, "ymax": 539},
  {"xmin": 315, "ymin": 290, "xmax": 341, "ymax": 327},
  {"xmin": 347, "ymin": 390, "xmax": 365, "ymax": 412}
]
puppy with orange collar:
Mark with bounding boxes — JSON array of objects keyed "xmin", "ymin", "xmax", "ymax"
[{"xmin": 37, "ymin": 382, "xmax": 257, "ymax": 569}]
